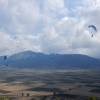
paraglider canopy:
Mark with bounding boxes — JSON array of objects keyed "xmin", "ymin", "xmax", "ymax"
[
  {"xmin": 14, "ymin": 36, "xmax": 21, "ymax": 44},
  {"xmin": 88, "ymin": 25, "xmax": 97, "ymax": 37},
  {"xmin": 14, "ymin": 37, "xmax": 20, "ymax": 39},
  {"xmin": 4, "ymin": 55, "xmax": 9, "ymax": 60},
  {"xmin": 88, "ymin": 25, "xmax": 97, "ymax": 32}
]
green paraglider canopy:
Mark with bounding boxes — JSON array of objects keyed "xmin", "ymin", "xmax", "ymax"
[
  {"xmin": 14, "ymin": 36, "xmax": 21, "ymax": 44},
  {"xmin": 14, "ymin": 36, "xmax": 21, "ymax": 39}
]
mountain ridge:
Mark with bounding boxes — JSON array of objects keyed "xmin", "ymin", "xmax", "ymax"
[{"xmin": 0, "ymin": 51, "xmax": 100, "ymax": 69}]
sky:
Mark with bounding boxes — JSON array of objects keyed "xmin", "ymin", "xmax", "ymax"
[{"xmin": 0, "ymin": 0, "xmax": 100, "ymax": 58}]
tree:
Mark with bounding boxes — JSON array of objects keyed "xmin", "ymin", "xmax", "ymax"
[
  {"xmin": 79, "ymin": 85, "xmax": 82, "ymax": 87},
  {"xmin": 30, "ymin": 98, "xmax": 37, "ymax": 100},
  {"xmin": 43, "ymin": 96, "xmax": 47, "ymax": 100},
  {"xmin": 0, "ymin": 97, "xmax": 13, "ymax": 100},
  {"xmin": 0, "ymin": 97, "xmax": 6, "ymax": 100},
  {"xmin": 9, "ymin": 98, "xmax": 13, "ymax": 100},
  {"xmin": 27, "ymin": 93, "xmax": 30, "ymax": 97},
  {"xmin": 22, "ymin": 93, "xmax": 24, "ymax": 96},
  {"xmin": 55, "ymin": 97, "xmax": 59, "ymax": 100},
  {"xmin": 88, "ymin": 95, "xmax": 96, "ymax": 100},
  {"xmin": 53, "ymin": 92, "xmax": 56, "ymax": 96},
  {"xmin": 40, "ymin": 96, "xmax": 47, "ymax": 100}
]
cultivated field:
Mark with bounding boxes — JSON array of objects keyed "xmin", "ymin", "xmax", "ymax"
[{"xmin": 0, "ymin": 68, "xmax": 100, "ymax": 100}]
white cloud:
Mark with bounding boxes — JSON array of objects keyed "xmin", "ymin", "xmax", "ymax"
[
  {"xmin": 43, "ymin": 0, "xmax": 68, "ymax": 15},
  {"xmin": 0, "ymin": 0, "xmax": 100, "ymax": 58}
]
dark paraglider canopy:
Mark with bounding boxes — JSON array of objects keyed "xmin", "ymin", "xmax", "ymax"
[
  {"xmin": 88, "ymin": 25, "xmax": 97, "ymax": 32},
  {"xmin": 88, "ymin": 25, "xmax": 97, "ymax": 37},
  {"xmin": 4, "ymin": 55, "xmax": 9, "ymax": 60},
  {"xmin": 4, "ymin": 56, "xmax": 9, "ymax": 66},
  {"xmin": 4, "ymin": 56, "xmax": 7, "ymax": 60}
]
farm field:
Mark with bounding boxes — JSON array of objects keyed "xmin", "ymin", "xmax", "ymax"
[{"xmin": 0, "ymin": 68, "xmax": 100, "ymax": 100}]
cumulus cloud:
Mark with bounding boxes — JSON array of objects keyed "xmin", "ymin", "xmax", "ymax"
[{"xmin": 0, "ymin": 0, "xmax": 100, "ymax": 58}]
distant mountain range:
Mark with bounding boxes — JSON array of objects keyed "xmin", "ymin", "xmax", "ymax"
[{"xmin": 0, "ymin": 50, "xmax": 100, "ymax": 69}]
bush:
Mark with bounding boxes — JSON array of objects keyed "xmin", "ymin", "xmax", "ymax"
[
  {"xmin": 79, "ymin": 85, "xmax": 82, "ymax": 87},
  {"xmin": 27, "ymin": 93, "xmax": 30, "ymax": 97},
  {"xmin": 0, "ymin": 97, "xmax": 12, "ymax": 100},
  {"xmin": 30, "ymin": 98, "xmax": 38, "ymax": 100},
  {"xmin": 53, "ymin": 92, "xmax": 56, "ymax": 96},
  {"xmin": 88, "ymin": 95, "xmax": 96, "ymax": 100}
]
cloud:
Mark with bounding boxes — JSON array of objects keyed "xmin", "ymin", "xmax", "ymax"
[{"xmin": 0, "ymin": 0, "xmax": 100, "ymax": 58}]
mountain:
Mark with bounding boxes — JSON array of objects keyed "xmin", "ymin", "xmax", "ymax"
[{"xmin": 0, "ymin": 50, "xmax": 100, "ymax": 69}]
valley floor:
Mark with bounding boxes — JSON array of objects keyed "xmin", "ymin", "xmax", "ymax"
[{"xmin": 0, "ymin": 68, "xmax": 100, "ymax": 100}]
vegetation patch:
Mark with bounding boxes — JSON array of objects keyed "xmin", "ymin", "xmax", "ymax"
[
  {"xmin": 56, "ymin": 93, "xmax": 78, "ymax": 98},
  {"xmin": 80, "ymin": 81, "xmax": 93, "ymax": 84},
  {"xmin": 85, "ymin": 85, "xmax": 100, "ymax": 88},
  {"xmin": 59, "ymin": 79, "xmax": 75, "ymax": 84},
  {"xmin": 89, "ymin": 89, "xmax": 100, "ymax": 93},
  {"xmin": 0, "ymin": 90, "xmax": 11, "ymax": 93},
  {"xmin": 26, "ymin": 87, "xmax": 63, "ymax": 92}
]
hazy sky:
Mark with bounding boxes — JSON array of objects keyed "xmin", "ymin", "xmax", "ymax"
[{"xmin": 0, "ymin": 0, "xmax": 100, "ymax": 58}]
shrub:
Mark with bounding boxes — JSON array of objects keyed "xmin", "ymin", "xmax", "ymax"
[{"xmin": 88, "ymin": 95, "xmax": 96, "ymax": 100}]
